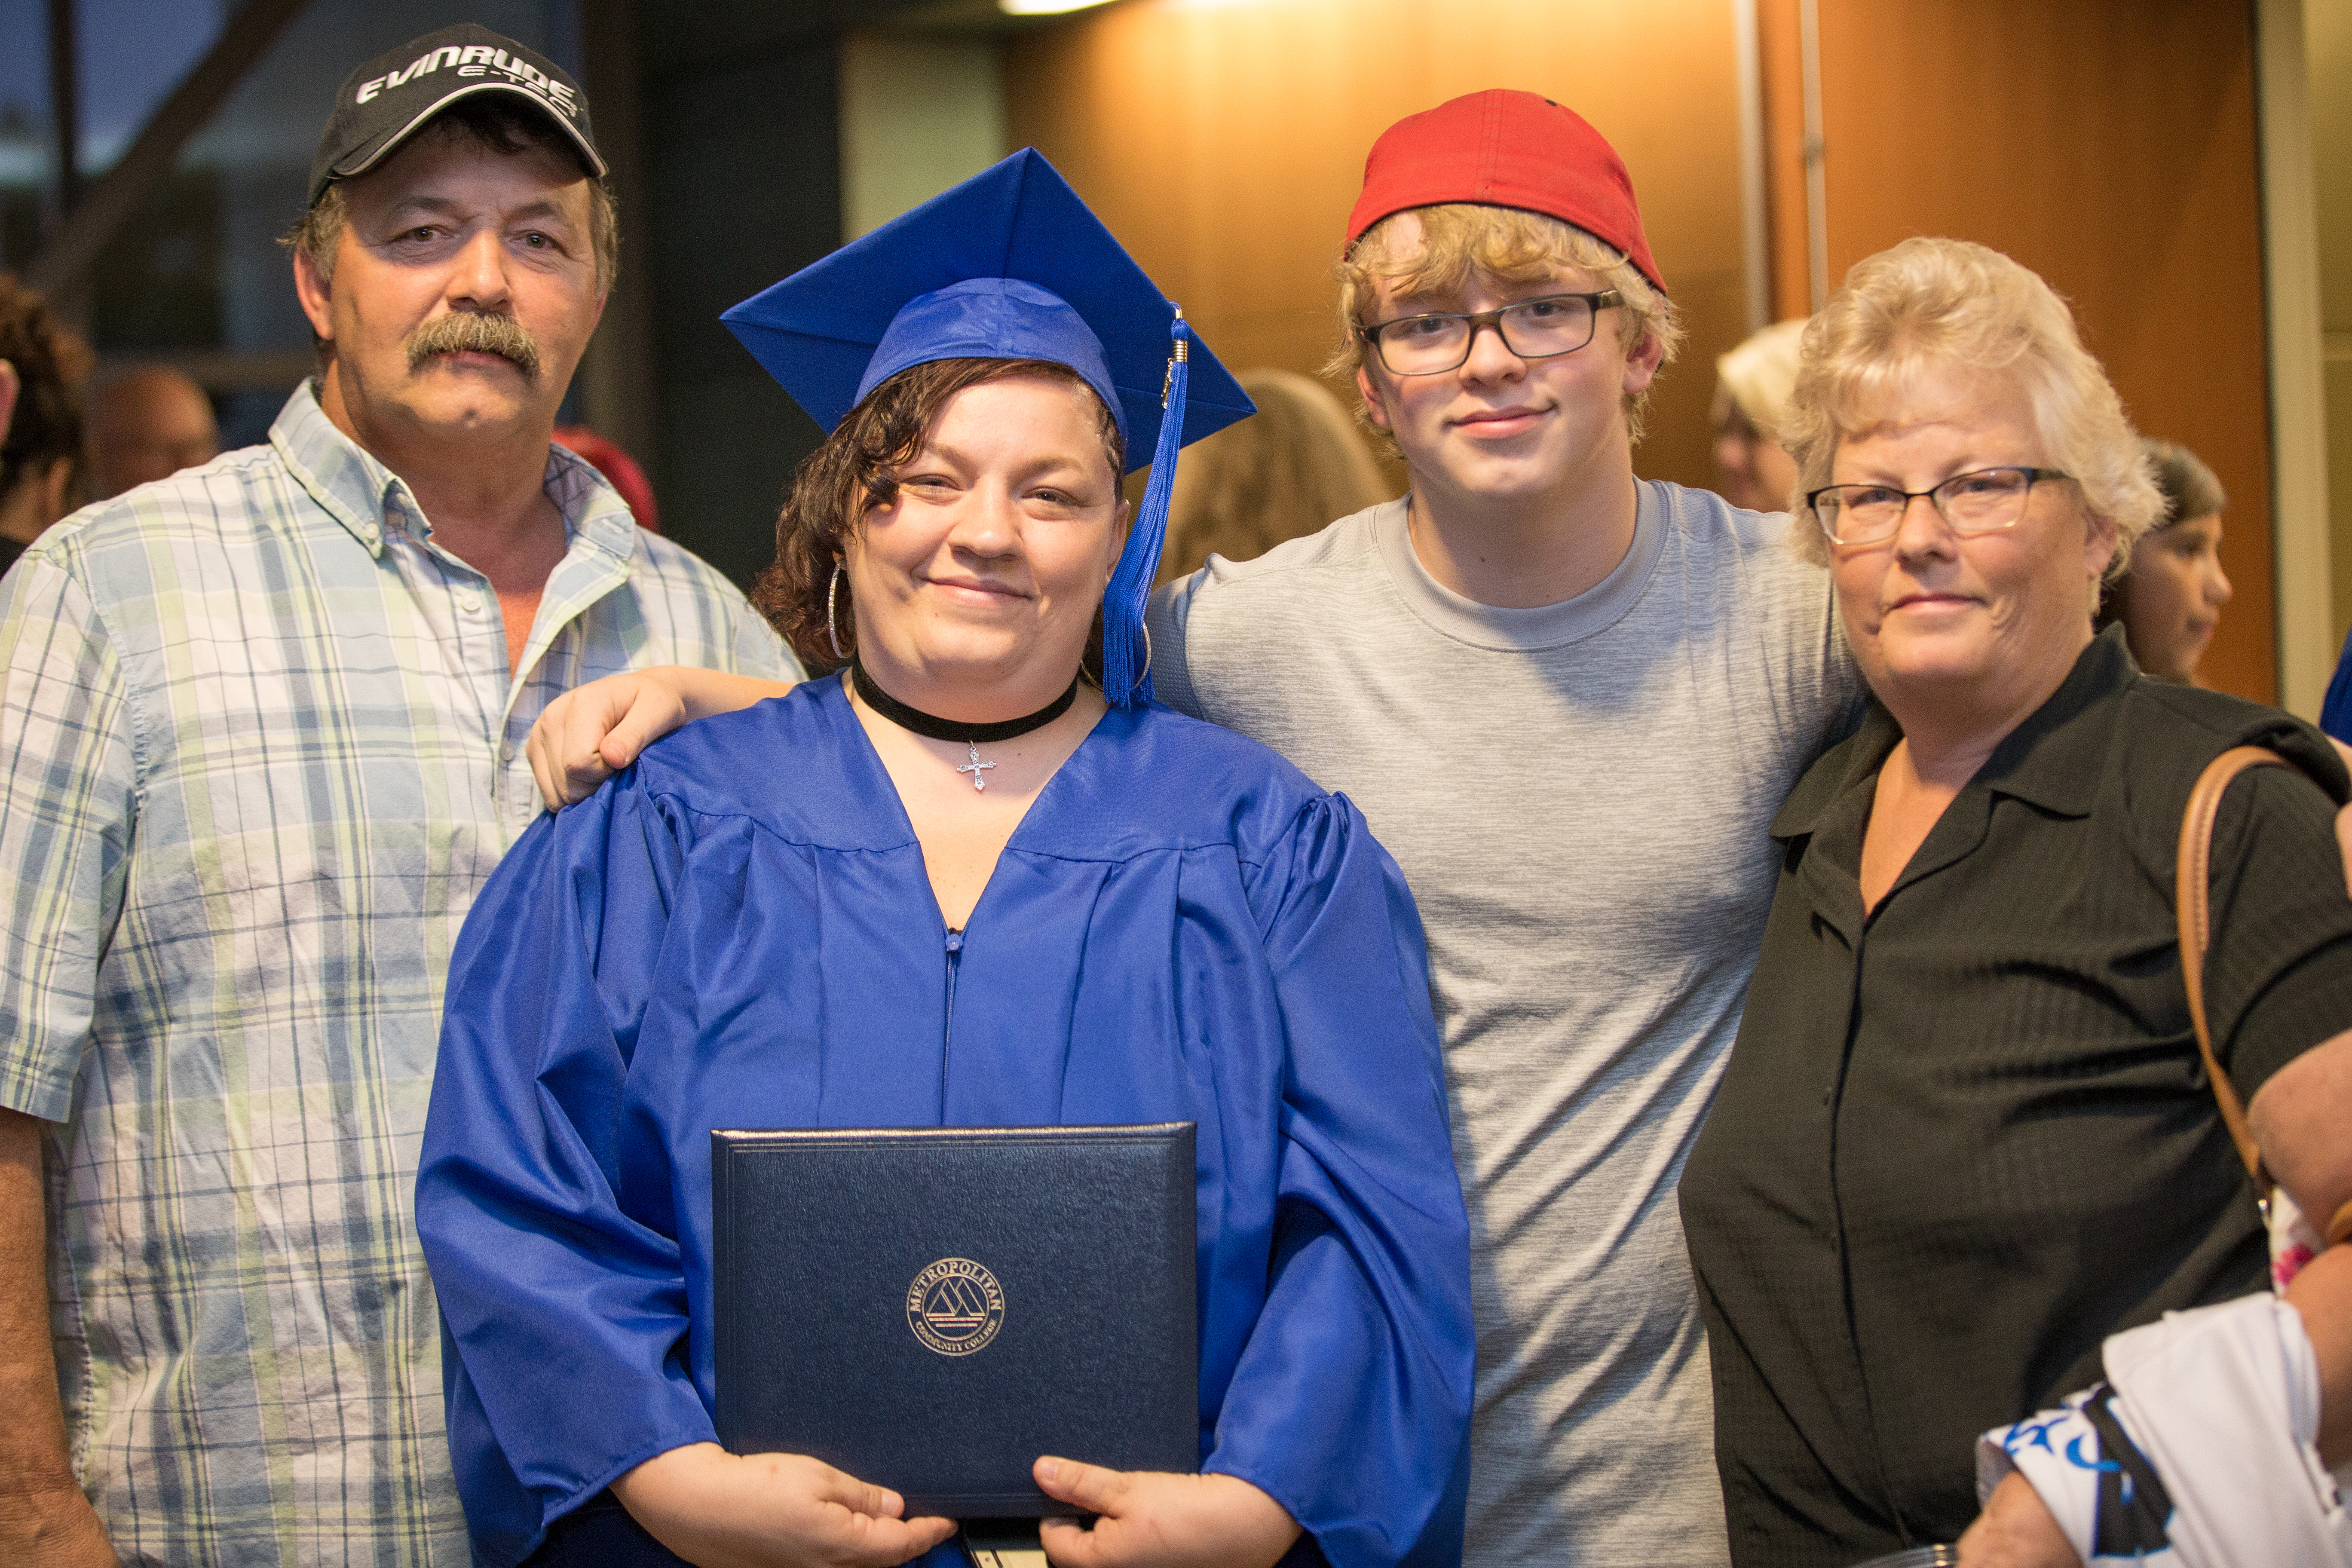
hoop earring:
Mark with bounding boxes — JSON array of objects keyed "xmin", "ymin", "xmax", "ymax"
[
  {"xmin": 1134, "ymin": 621, "xmax": 1152, "ymax": 692},
  {"xmin": 826, "ymin": 560, "xmax": 845, "ymax": 663}
]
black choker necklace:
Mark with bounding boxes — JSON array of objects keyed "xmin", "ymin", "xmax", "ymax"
[{"xmin": 851, "ymin": 660, "xmax": 1079, "ymax": 793}]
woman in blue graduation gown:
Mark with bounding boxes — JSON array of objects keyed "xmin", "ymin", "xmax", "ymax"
[{"xmin": 416, "ymin": 151, "xmax": 1473, "ymax": 1568}]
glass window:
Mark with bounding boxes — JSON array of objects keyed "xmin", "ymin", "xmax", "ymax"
[
  {"xmin": 53, "ymin": 1, "xmax": 579, "ymax": 448},
  {"xmin": 0, "ymin": 3, "xmax": 55, "ymax": 272}
]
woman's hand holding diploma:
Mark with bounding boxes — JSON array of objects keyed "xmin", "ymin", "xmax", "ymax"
[
  {"xmin": 1032, "ymin": 1458, "xmax": 1299, "ymax": 1568},
  {"xmin": 609, "ymin": 1443, "xmax": 956, "ymax": 1568}
]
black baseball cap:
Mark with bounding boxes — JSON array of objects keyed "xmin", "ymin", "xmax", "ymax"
[{"xmin": 307, "ymin": 24, "xmax": 604, "ymax": 207}]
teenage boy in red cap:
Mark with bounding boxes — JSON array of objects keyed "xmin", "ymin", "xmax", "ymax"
[
  {"xmin": 1148, "ymin": 92, "xmax": 1859, "ymax": 1565},
  {"xmin": 522, "ymin": 90, "xmax": 1852, "ymax": 1564}
]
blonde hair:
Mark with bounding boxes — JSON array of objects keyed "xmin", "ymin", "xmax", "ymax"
[
  {"xmin": 1715, "ymin": 317, "xmax": 1808, "ymax": 436},
  {"xmin": 1326, "ymin": 203, "xmax": 1684, "ymax": 445},
  {"xmin": 1782, "ymin": 237, "xmax": 2162, "ymax": 572},
  {"xmin": 1157, "ymin": 368, "xmax": 1392, "ymax": 583}
]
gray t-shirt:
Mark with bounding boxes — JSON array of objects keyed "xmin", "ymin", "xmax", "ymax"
[{"xmin": 1148, "ymin": 483, "xmax": 1863, "ymax": 1566}]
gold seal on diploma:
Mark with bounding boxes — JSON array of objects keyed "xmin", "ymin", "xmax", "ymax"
[{"xmin": 906, "ymin": 1257, "xmax": 1005, "ymax": 1357}]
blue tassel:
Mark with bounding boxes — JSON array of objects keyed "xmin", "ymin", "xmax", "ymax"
[{"xmin": 1102, "ymin": 311, "xmax": 1189, "ymax": 707}]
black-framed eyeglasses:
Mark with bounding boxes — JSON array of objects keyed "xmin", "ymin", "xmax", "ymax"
[
  {"xmin": 1807, "ymin": 466, "xmax": 2072, "ymax": 546},
  {"xmin": 1356, "ymin": 291, "xmax": 1622, "ymax": 376}
]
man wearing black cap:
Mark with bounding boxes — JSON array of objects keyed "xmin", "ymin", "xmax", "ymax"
[{"xmin": 0, "ymin": 26, "xmax": 794, "ymax": 1564}]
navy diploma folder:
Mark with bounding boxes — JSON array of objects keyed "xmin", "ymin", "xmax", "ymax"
[{"xmin": 711, "ymin": 1124, "xmax": 1198, "ymax": 1517}]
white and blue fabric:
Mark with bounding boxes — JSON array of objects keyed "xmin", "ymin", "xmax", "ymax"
[{"xmin": 1979, "ymin": 1295, "xmax": 2352, "ymax": 1567}]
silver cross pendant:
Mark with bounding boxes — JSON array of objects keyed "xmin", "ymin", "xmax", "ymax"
[{"xmin": 954, "ymin": 740, "xmax": 997, "ymax": 792}]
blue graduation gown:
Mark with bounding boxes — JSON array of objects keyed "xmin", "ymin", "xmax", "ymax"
[{"xmin": 416, "ymin": 680, "xmax": 1473, "ymax": 1568}]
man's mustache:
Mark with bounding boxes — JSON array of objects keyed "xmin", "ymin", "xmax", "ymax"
[{"xmin": 404, "ymin": 311, "xmax": 542, "ymax": 381}]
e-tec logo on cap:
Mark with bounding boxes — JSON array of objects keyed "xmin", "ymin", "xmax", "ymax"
[
  {"xmin": 352, "ymin": 42, "xmax": 580, "ymax": 118},
  {"xmin": 905, "ymin": 1257, "xmax": 1005, "ymax": 1357}
]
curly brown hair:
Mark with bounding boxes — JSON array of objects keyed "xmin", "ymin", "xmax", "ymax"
[
  {"xmin": 0, "ymin": 273, "xmax": 93, "ymax": 510},
  {"xmin": 751, "ymin": 356, "xmax": 1125, "ymax": 671}
]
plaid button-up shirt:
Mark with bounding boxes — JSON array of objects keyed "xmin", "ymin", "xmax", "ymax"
[{"xmin": 0, "ymin": 384, "xmax": 797, "ymax": 1565}]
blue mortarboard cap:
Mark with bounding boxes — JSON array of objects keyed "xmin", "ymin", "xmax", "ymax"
[
  {"xmin": 857, "ymin": 278, "xmax": 1121, "ymax": 437},
  {"xmin": 720, "ymin": 149, "xmax": 1254, "ymax": 706}
]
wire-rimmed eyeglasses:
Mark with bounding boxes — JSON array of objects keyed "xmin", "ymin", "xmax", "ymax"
[
  {"xmin": 1807, "ymin": 466, "xmax": 2072, "ymax": 546},
  {"xmin": 1356, "ymin": 291, "xmax": 1622, "ymax": 377}
]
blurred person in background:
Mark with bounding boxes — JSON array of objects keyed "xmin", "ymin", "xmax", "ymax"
[
  {"xmin": 0, "ymin": 275, "xmax": 92, "ymax": 575},
  {"xmin": 0, "ymin": 346, "xmax": 18, "ymax": 449},
  {"xmin": 86, "ymin": 364, "xmax": 219, "ymax": 499},
  {"xmin": 1711, "ymin": 317, "xmax": 1807, "ymax": 514},
  {"xmin": 2098, "ymin": 435, "xmax": 2232, "ymax": 686},
  {"xmin": 2326, "ymin": 627, "xmax": 2352, "ymax": 747},
  {"xmin": 554, "ymin": 422, "xmax": 660, "ymax": 530},
  {"xmin": 1155, "ymin": 365, "xmax": 1388, "ymax": 582},
  {"xmin": 0, "ymin": 26, "xmax": 793, "ymax": 1566},
  {"xmin": 1681, "ymin": 237, "xmax": 2352, "ymax": 1567}
]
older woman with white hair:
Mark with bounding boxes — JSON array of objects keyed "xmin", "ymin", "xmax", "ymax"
[{"xmin": 1680, "ymin": 238, "xmax": 2352, "ymax": 1567}]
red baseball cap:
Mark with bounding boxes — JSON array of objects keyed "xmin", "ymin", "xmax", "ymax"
[{"xmin": 1344, "ymin": 89, "xmax": 1666, "ymax": 295}]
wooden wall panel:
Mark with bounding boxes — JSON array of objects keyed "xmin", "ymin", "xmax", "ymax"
[
  {"xmin": 1756, "ymin": 0, "xmax": 1812, "ymax": 322},
  {"xmin": 1002, "ymin": 0, "xmax": 2279, "ymax": 702},
  {"xmin": 1809, "ymin": 0, "xmax": 2276, "ymax": 703},
  {"xmin": 2308, "ymin": 0, "xmax": 2352, "ymax": 659},
  {"xmin": 1001, "ymin": 0, "xmax": 1751, "ymax": 494}
]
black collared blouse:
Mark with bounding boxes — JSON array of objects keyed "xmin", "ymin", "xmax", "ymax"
[{"xmin": 1681, "ymin": 626, "xmax": 2352, "ymax": 1565}]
